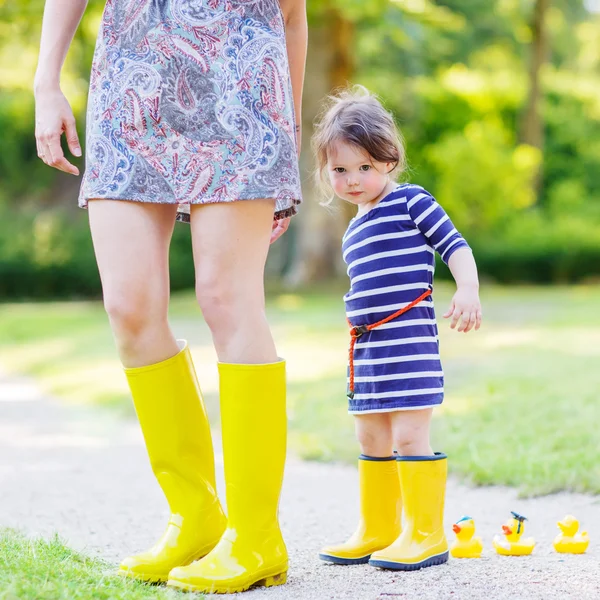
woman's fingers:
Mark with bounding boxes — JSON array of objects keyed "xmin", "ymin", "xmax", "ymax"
[
  {"xmin": 270, "ymin": 217, "xmax": 290, "ymax": 244},
  {"xmin": 64, "ymin": 118, "xmax": 82, "ymax": 157}
]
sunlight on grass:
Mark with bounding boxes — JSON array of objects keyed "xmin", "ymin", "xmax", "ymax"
[
  {"xmin": 0, "ymin": 529, "xmax": 186, "ymax": 600},
  {"xmin": 1, "ymin": 284, "xmax": 600, "ymax": 495}
]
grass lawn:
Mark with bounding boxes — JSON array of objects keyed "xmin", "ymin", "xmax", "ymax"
[
  {"xmin": 0, "ymin": 530, "xmax": 187, "ymax": 600},
  {"xmin": 0, "ymin": 283, "xmax": 599, "ymax": 496}
]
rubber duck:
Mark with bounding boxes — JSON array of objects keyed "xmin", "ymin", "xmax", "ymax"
[
  {"xmin": 553, "ymin": 515, "xmax": 589, "ymax": 554},
  {"xmin": 493, "ymin": 511, "xmax": 535, "ymax": 556},
  {"xmin": 450, "ymin": 516, "xmax": 483, "ymax": 558}
]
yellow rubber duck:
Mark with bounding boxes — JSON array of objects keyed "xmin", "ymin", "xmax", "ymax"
[
  {"xmin": 553, "ymin": 515, "xmax": 589, "ymax": 554},
  {"xmin": 450, "ymin": 516, "xmax": 483, "ymax": 558},
  {"xmin": 493, "ymin": 512, "xmax": 535, "ymax": 556}
]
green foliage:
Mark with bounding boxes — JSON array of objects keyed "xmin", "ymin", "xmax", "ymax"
[
  {"xmin": 1, "ymin": 0, "xmax": 600, "ymax": 295},
  {"xmin": 0, "ymin": 529, "xmax": 184, "ymax": 599},
  {"xmin": 0, "ymin": 209, "xmax": 196, "ymax": 299}
]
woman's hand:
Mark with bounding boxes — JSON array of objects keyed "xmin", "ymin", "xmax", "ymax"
[
  {"xmin": 443, "ymin": 285, "xmax": 482, "ymax": 333},
  {"xmin": 35, "ymin": 88, "xmax": 81, "ymax": 176},
  {"xmin": 270, "ymin": 217, "xmax": 291, "ymax": 244}
]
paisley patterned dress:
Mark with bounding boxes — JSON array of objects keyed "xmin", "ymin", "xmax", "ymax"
[{"xmin": 78, "ymin": 0, "xmax": 302, "ymax": 222}]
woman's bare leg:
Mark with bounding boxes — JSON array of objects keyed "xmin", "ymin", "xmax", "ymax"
[
  {"xmin": 87, "ymin": 199, "xmax": 179, "ymax": 367},
  {"xmin": 189, "ymin": 199, "xmax": 277, "ymax": 364}
]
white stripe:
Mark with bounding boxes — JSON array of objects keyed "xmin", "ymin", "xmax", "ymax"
[
  {"xmin": 406, "ymin": 192, "xmax": 429, "ymax": 210},
  {"xmin": 413, "ymin": 202, "xmax": 437, "ymax": 225},
  {"xmin": 354, "ymin": 354, "xmax": 440, "ymax": 366},
  {"xmin": 441, "ymin": 238, "xmax": 466, "ymax": 261},
  {"xmin": 345, "ymin": 282, "xmax": 428, "ymax": 301},
  {"xmin": 356, "ymin": 335, "xmax": 438, "ymax": 349},
  {"xmin": 433, "ymin": 228, "xmax": 458, "ymax": 250},
  {"xmin": 346, "ymin": 299, "xmax": 431, "ymax": 318},
  {"xmin": 343, "ymin": 230, "xmax": 420, "ymax": 261},
  {"xmin": 377, "ymin": 318, "xmax": 437, "ymax": 331},
  {"xmin": 351, "ymin": 264, "xmax": 434, "ymax": 285},
  {"xmin": 348, "ymin": 403, "xmax": 440, "ymax": 414},
  {"xmin": 347, "ymin": 245, "xmax": 434, "ymax": 271},
  {"xmin": 344, "ymin": 214, "xmax": 411, "ymax": 243},
  {"xmin": 352, "ymin": 370, "xmax": 443, "ymax": 383},
  {"xmin": 351, "ymin": 387, "xmax": 443, "ymax": 401},
  {"xmin": 424, "ymin": 214, "xmax": 449, "ymax": 238}
]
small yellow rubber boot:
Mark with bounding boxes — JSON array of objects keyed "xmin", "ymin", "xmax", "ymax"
[
  {"xmin": 369, "ymin": 453, "xmax": 449, "ymax": 571},
  {"xmin": 118, "ymin": 341, "xmax": 227, "ymax": 583},
  {"xmin": 167, "ymin": 360, "xmax": 288, "ymax": 594},
  {"xmin": 319, "ymin": 455, "xmax": 402, "ymax": 564}
]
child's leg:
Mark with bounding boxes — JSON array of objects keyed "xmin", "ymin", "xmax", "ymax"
[
  {"xmin": 390, "ymin": 408, "xmax": 433, "ymax": 456},
  {"xmin": 355, "ymin": 413, "xmax": 393, "ymax": 457},
  {"xmin": 369, "ymin": 408, "xmax": 448, "ymax": 571},
  {"xmin": 319, "ymin": 413, "xmax": 401, "ymax": 564}
]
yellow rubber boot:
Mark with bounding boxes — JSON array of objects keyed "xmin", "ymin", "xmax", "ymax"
[
  {"xmin": 118, "ymin": 341, "xmax": 227, "ymax": 583},
  {"xmin": 369, "ymin": 453, "xmax": 449, "ymax": 571},
  {"xmin": 168, "ymin": 360, "xmax": 287, "ymax": 594},
  {"xmin": 319, "ymin": 455, "xmax": 402, "ymax": 564}
]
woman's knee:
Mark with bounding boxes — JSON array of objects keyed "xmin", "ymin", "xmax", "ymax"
[{"xmin": 103, "ymin": 292, "xmax": 166, "ymax": 341}]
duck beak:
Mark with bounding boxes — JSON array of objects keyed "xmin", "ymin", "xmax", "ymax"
[
  {"xmin": 453, "ymin": 524, "xmax": 461, "ymax": 534},
  {"xmin": 502, "ymin": 525, "xmax": 512, "ymax": 535}
]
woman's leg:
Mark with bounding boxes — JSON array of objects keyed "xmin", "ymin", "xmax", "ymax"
[
  {"xmin": 88, "ymin": 199, "xmax": 226, "ymax": 582},
  {"xmin": 87, "ymin": 199, "xmax": 179, "ymax": 367},
  {"xmin": 168, "ymin": 199, "xmax": 286, "ymax": 594},
  {"xmin": 188, "ymin": 198, "xmax": 277, "ymax": 364},
  {"xmin": 319, "ymin": 413, "xmax": 401, "ymax": 565}
]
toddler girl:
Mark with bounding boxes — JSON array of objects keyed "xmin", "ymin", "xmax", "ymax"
[{"xmin": 313, "ymin": 87, "xmax": 482, "ymax": 571}]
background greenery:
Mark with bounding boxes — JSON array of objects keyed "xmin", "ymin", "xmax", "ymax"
[{"xmin": 1, "ymin": 1, "xmax": 600, "ymax": 297}]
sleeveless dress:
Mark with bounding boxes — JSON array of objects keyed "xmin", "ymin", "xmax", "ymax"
[
  {"xmin": 343, "ymin": 184, "xmax": 470, "ymax": 414},
  {"xmin": 78, "ymin": 0, "xmax": 302, "ymax": 223}
]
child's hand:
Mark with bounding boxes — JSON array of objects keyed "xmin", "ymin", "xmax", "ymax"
[{"xmin": 443, "ymin": 286, "xmax": 482, "ymax": 333}]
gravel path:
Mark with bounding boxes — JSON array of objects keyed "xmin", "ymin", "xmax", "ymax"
[{"xmin": 1, "ymin": 370, "xmax": 599, "ymax": 600}]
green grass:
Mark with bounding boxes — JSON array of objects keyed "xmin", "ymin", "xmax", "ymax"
[
  {"xmin": 0, "ymin": 529, "xmax": 190, "ymax": 600},
  {"xmin": 1, "ymin": 284, "xmax": 599, "ymax": 496}
]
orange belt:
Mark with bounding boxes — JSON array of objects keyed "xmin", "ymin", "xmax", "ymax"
[{"xmin": 347, "ymin": 288, "xmax": 432, "ymax": 399}]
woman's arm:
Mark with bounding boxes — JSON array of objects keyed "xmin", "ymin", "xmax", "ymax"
[
  {"xmin": 279, "ymin": 0, "xmax": 307, "ymax": 154},
  {"xmin": 34, "ymin": 0, "xmax": 88, "ymax": 174}
]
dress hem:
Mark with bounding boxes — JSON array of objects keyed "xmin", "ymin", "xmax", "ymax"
[{"xmin": 79, "ymin": 195, "xmax": 301, "ymax": 223}]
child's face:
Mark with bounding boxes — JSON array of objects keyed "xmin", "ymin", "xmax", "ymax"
[{"xmin": 327, "ymin": 140, "xmax": 393, "ymax": 208}]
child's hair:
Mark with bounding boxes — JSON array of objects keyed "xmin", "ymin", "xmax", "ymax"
[{"xmin": 312, "ymin": 85, "xmax": 407, "ymax": 202}]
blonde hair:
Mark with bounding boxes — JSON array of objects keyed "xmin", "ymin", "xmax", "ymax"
[{"xmin": 312, "ymin": 85, "xmax": 407, "ymax": 202}]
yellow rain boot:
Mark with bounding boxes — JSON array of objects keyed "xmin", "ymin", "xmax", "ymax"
[
  {"xmin": 168, "ymin": 360, "xmax": 287, "ymax": 594},
  {"xmin": 319, "ymin": 455, "xmax": 402, "ymax": 564},
  {"xmin": 369, "ymin": 453, "xmax": 449, "ymax": 571},
  {"xmin": 118, "ymin": 341, "xmax": 227, "ymax": 583}
]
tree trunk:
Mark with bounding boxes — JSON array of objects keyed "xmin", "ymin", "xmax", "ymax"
[
  {"xmin": 520, "ymin": 0, "xmax": 549, "ymax": 195},
  {"xmin": 285, "ymin": 10, "xmax": 356, "ymax": 286}
]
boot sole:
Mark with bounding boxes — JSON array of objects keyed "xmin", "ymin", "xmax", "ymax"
[
  {"xmin": 117, "ymin": 543, "xmax": 218, "ymax": 584},
  {"xmin": 167, "ymin": 570, "xmax": 287, "ymax": 594},
  {"xmin": 369, "ymin": 551, "xmax": 449, "ymax": 571},
  {"xmin": 318, "ymin": 553, "xmax": 371, "ymax": 565}
]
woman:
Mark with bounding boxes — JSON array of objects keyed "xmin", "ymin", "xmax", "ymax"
[{"xmin": 34, "ymin": 0, "xmax": 306, "ymax": 594}]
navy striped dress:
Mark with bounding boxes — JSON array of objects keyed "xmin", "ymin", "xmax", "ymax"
[{"xmin": 343, "ymin": 183, "xmax": 470, "ymax": 413}]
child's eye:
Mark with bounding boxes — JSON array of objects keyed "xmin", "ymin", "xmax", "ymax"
[
  {"xmin": 359, "ymin": 165, "xmax": 371, "ymax": 172},
  {"xmin": 333, "ymin": 167, "xmax": 346, "ymax": 173}
]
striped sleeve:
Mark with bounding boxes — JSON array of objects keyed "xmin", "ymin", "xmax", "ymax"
[{"xmin": 406, "ymin": 191, "xmax": 470, "ymax": 264}]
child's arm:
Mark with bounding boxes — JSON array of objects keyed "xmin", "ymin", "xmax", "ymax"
[
  {"xmin": 443, "ymin": 248, "xmax": 482, "ymax": 333},
  {"xmin": 406, "ymin": 188, "xmax": 482, "ymax": 333}
]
